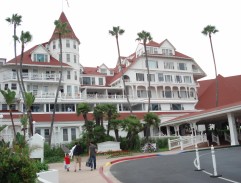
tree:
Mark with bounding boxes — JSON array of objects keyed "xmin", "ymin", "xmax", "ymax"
[
  {"xmin": 103, "ymin": 104, "xmax": 118, "ymax": 136},
  {"xmin": 109, "ymin": 119, "xmax": 123, "ymax": 141},
  {"xmin": 122, "ymin": 115, "xmax": 143, "ymax": 149},
  {"xmin": 93, "ymin": 104, "xmax": 105, "ymax": 127},
  {"xmin": 136, "ymin": 30, "xmax": 153, "ymax": 112},
  {"xmin": 6, "ymin": 14, "xmax": 24, "ymax": 102},
  {"xmin": 202, "ymin": 25, "xmax": 219, "ymax": 107},
  {"xmin": 19, "ymin": 31, "xmax": 32, "ymax": 96},
  {"xmin": 24, "ymin": 92, "xmax": 35, "ymax": 136},
  {"xmin": 0, "ymin": 89, "xmax": 17, "ymax": 139},
  {"xmin": 143, "ymin": 112, "xmax": 160, "ymax": 140},
  {"xmin": 49, "ymin": 20, "xmax": 70, "ymax": 145},
  {"xmin": 109, "ymin": 26, "xmax": 133, "ymax": 114}
]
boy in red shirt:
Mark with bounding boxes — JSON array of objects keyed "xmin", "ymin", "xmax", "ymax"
[{"xmin": 64, "ymin": 153, "xmax": 71, "ymax": 171}]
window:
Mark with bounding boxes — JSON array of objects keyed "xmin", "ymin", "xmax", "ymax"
[
  {"xmin": 34, "ymin": 54, "xmax": 47, "ymax": 62},
  {"xmin": 136, "ymin": 73, "xmax": 144, "ymax": 81},
  {"xmin": 35, "ymin": 128, "xmax": 41, "ymax": 135},
  {"xmin": 71, "ymin": 128, "xmax": 76, "ymax": 140},
  {"xmin": 148, "ymin": 74, "xmax": 155, "ymax": 82},
  {"xmin": 184, "ymin": 76, "xmax": 192, "ymax": 83},
  {"xmin": 162, "ymin": 49, "xmax": 173, "ymax": 55},
  {"xmin": 63, "ymin": 128, "xmax": 68, "ymax": 141},
  {"xmin": 74, "ymin": 86, "xmax": 78, "ymax": 94},
  {"xmin": 175, "ymin": 75, "xmax": 182, "ymax": 83},
  {"xmin": 164, "ymin": 89, "xmax": 172, "ymax": 98},
  {"xmin": 151, "ymin": 104, "xmax": 161, "ymax": 111},
  {"xmin": 43, "ymin": 86, "xmax": 48, "ymax": 93},
  {"xmin": 74, "ymin": 55, "xmax": 77, "ymax": 63},
  {"xmin": 73, "ymin": 41, "xmax": 77, "ymax": 49},
  {"xmin": 92, "ymin": 77, "xmax": 95, "ymax": 85},
  {"xmin": 67, "ymin": 86, "xmax": 72, "ymax": 95},
  {"xmin": 154, "ymin": 48, "xmax": 158, "ymax": 54},
  {"xmin": 158, "ymin": 73, "xmax": 164, "ymax": 82},
  {"xmin": 74, "ymin": 71, "xmax": 77, "ymax": 80},
  {"xmin": 4, "ymin": 84, "xmax": 8, "ymax": 90},
  {"xmin": 67, "ymin": 71, "xmax": 71, "ymax": 79},
  {"xmin": 66, "ymin": 40, "xmax": 70, "ymax": 48},
  {"xmin": 180, "ymin": 90, "xmax": 187, "ymax": 98},
  {"xmin": 44, "ymin": 129, "xmax": 50, "ymax": 142},
  {"xmin": 83, "ymin": 77, "xmax": 91, "ymax": 85},
  {"xmin": 99, "ymin": 78, "xmax": 103, "ymax": 85},
  {"xmin": 33, "ymin": 85, "xmax": 38, "ymax": 95},
  {"xmin": 2, "ymin": 104, "xmax": 7, "ymax": 110},
  {"xmin": 66, "ymin": 54, "xmax": 70, "ymax": 62},
  {"xmin": 148, "ymin": 60, "xmax": 158, "ymax": 68},
  {"xmin": 11, "ymin": 83, "xmax": 17, "ymax": 90},
  {"xmin": 165, "ymin": 75, "xmax": 173, "ymax": 82},
  {"xmin": 53, "ymin": 41, "xmax": 56, "ymax": 49},
  {"xmin": 137, "ymin": 90, "xmax": 147, "ymax": 98},
  {"xmin": 178, "ymin": 63, "xmax": 187, "ymax": 70},
  {"xmin": 100, "ymin": 68, "xmax": 107, "ymax": 75},
  {"xmin": 164, "ymin": 62, "xmax": 174, "ymax": 69},
  {"xmin": 12, "ymin": 69, "xmax": 16, "ymax": 79},
  {"xmin": 171, "ymin": 104, "xmax": 183, "ymax": 110}
]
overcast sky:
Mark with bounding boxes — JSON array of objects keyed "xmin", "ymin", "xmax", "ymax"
[{"xmin": 1, "ymin": 0, "xmax": 240, "ymax": 80}]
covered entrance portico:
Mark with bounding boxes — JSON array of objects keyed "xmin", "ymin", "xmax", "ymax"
[{"xmin": 160, "ymin": 102, "xmax": 241, "ymax": 146}]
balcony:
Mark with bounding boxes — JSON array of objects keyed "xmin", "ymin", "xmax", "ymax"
[{"xmin": 3, "ymin": 72, "xmax": 62, "ymax": 82}]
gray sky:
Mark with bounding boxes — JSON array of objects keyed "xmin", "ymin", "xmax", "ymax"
[{"xmin": 1, "ymin": 0, "xmax": 240, "ymax": 80}]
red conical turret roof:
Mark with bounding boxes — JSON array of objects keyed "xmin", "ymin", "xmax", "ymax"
[{"xmin": 49, "ymin": 12, "xmax": 80, "ymax": 44}]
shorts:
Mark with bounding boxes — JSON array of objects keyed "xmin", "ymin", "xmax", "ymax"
[{"xmin": 74, "ymin": 155, "xmax": 81, "ymax": 163}]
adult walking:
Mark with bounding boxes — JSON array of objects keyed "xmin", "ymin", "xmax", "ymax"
[
  {"xmin": 73, "ymin": 142, "xmax": 82, "ymax": 172},
  {"xmin": 89, "ymin": 141, "xmax": 97, "ymax": 171}
]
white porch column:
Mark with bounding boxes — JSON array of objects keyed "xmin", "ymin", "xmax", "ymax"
[
  {"xmin": 174, "ymin": 125, "xmax": 180, "ymax": 136},
  {"xmin": 166, "ymin": 126, "xmax": 171, "ymax": 136},
  {"xmin": 227, "ymin": 113, "xmax": 239, "ymax": 146}
]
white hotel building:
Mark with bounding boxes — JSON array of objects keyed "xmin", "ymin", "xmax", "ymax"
[{"xmin": 0, "ymin": 12, "xmax": 207, "ymax": 145}]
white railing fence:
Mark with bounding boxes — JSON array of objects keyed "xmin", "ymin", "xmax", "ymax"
[
  {"xmin": 168, "ymin": 134, "xmax": 207, "ymax": 151},
  {"xmin": 224, "ymin": 132, "xmax": 231, "ymax": 143},
  {"xmin": 211, "ymin": 133, "xmax": 220, "ymax": 145}
]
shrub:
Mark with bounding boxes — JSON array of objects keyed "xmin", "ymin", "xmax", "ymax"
[{"xmin": 0, "ymin": 145, "xmax": 38, "ymax": 183}]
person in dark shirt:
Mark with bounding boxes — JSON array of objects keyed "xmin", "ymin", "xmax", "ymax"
[
  {"xmin": 88, "ymin": 141, "xmax": 97, "ymax": 171},
  {"xmin": 73, "ymin": 142, "xmax": 82, "ymax": 172}
]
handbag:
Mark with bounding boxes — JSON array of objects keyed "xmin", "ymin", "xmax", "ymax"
[{"xmin": 86, "ymin": 157, "xmax": 91, "ymax": 167}]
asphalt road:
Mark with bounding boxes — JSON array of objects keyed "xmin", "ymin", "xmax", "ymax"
[{"xmin": 110, "ymin": 146, "xmax": 241, "ymax": 183}]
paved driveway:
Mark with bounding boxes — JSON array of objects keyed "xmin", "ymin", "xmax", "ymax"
[{"xmin": 110, "ymin": 146, "xmax": 241, "ymax": 183}]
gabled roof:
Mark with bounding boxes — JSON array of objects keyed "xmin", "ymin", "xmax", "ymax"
[
  {"xmin": 7, "ymin": 44, "xmax": 71, "ymax": 67},
  {"xmin": 196, "ymin": 75, "xmax": 241, "ymax": 110},
  {"xmin": 49, "ymin": 12, "xmax": 80, "ymax": 44}
]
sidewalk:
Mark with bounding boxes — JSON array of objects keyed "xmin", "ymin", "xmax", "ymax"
[{"xmin": 49, "ymin": 150, "xmax": 182, "ymax": 183}]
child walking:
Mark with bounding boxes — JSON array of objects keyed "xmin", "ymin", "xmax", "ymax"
[{"xmin": 64, "ymin": 153, "xmax": 71, "ymax": 171}]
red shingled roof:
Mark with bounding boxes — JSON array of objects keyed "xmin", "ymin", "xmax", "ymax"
[
  {"xmin": 196, "ymin": 74, "xmax": 241, "ymax": 110},
  {"xmin": 49, "ymin": 12, "xmax": 80, "ymax": 44},
  {"xmin": 7, "ymin": 45, "xmax": 71, "ymax": 67}
]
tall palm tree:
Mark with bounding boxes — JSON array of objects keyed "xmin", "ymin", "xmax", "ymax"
[
  {"xmin": 49, "ymin": 20, "xmax": 70, "ymax": 145},
  {"xmin": 202, "ymin": 25, "xmax": 219, "ymax": 107},
  {"xmin": 0, "ymin": 89, "xmax": 17, "ymax": 139},
  {"xmin": 19, "ymin": 31, "xmax": 32, "ymax": 96},
  {"xmin": 136, "ymin": 30, "xmax": 153, "ymax": 112},
  {"xmin": 103, "ymin": 104, "xmax": 118, "ymax": 136},
  {"xmin": 93, "ymin": 104, "xmax": 105, "ymax": 127},
  {"xmin": 24, "ymin": 92, "xmax": 35, "ymax": 136},
  {"xmin": 143, "ymin": 112, "xmax": 160, "ymax": 140},
  {"xmin": 6, "ymin": 14, "xmax": 24, "ymax": 101},
  {"xmin": 109, "ymin": 26, "xmax": 133, "ymax": 114}
]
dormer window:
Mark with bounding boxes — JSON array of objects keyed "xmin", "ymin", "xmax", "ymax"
[
  {"xmin": 100, "ymin": 68, "xmax": 107, "ymax": 75},
  {"xmin": 162, "ymin": 49, "xmax": 173, "ymax": 56},
  {"xmin": 34, "ymin": 54, "xmax": 48, "ymax": 62}
]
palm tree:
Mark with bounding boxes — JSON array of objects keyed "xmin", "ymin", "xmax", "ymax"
[
  {"xmin": 93, "ymin": 104, "xmax": 105, "ymax": 127},
  {"xmin": 0, "ymin": 89, "xmax": 17, "ymax": 139},
  {"xmin": 6, "ymin": 14, "xmax": 24, "ymax": 101},
  {"xmin": 19, "ymin": 31, "xmax": 32, "ymax": 96},
  {"xmin": 143, "ymin": 112, "xmax": 160, "ymax": 140},
  {"xmin": 136, "ymin": 30, "xmax": 153, "ymax": 112},
  {"xmin": 103, "ymin": 104, "xmax": 118, "ymax": 136},
  {"xmin": 24, "ymin": 92, "xmax": 35, "ymax": 136},
  {"xmin": 49, "ymin": 20, "xmax": 70, "ymax": 145},
  {"xmin": 109, "ymin": 26, "xmax": 132, "ymax": 114},
  {"xmin": 202, "ymin": 25, "xmax": 219, "ymax": 107}
]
